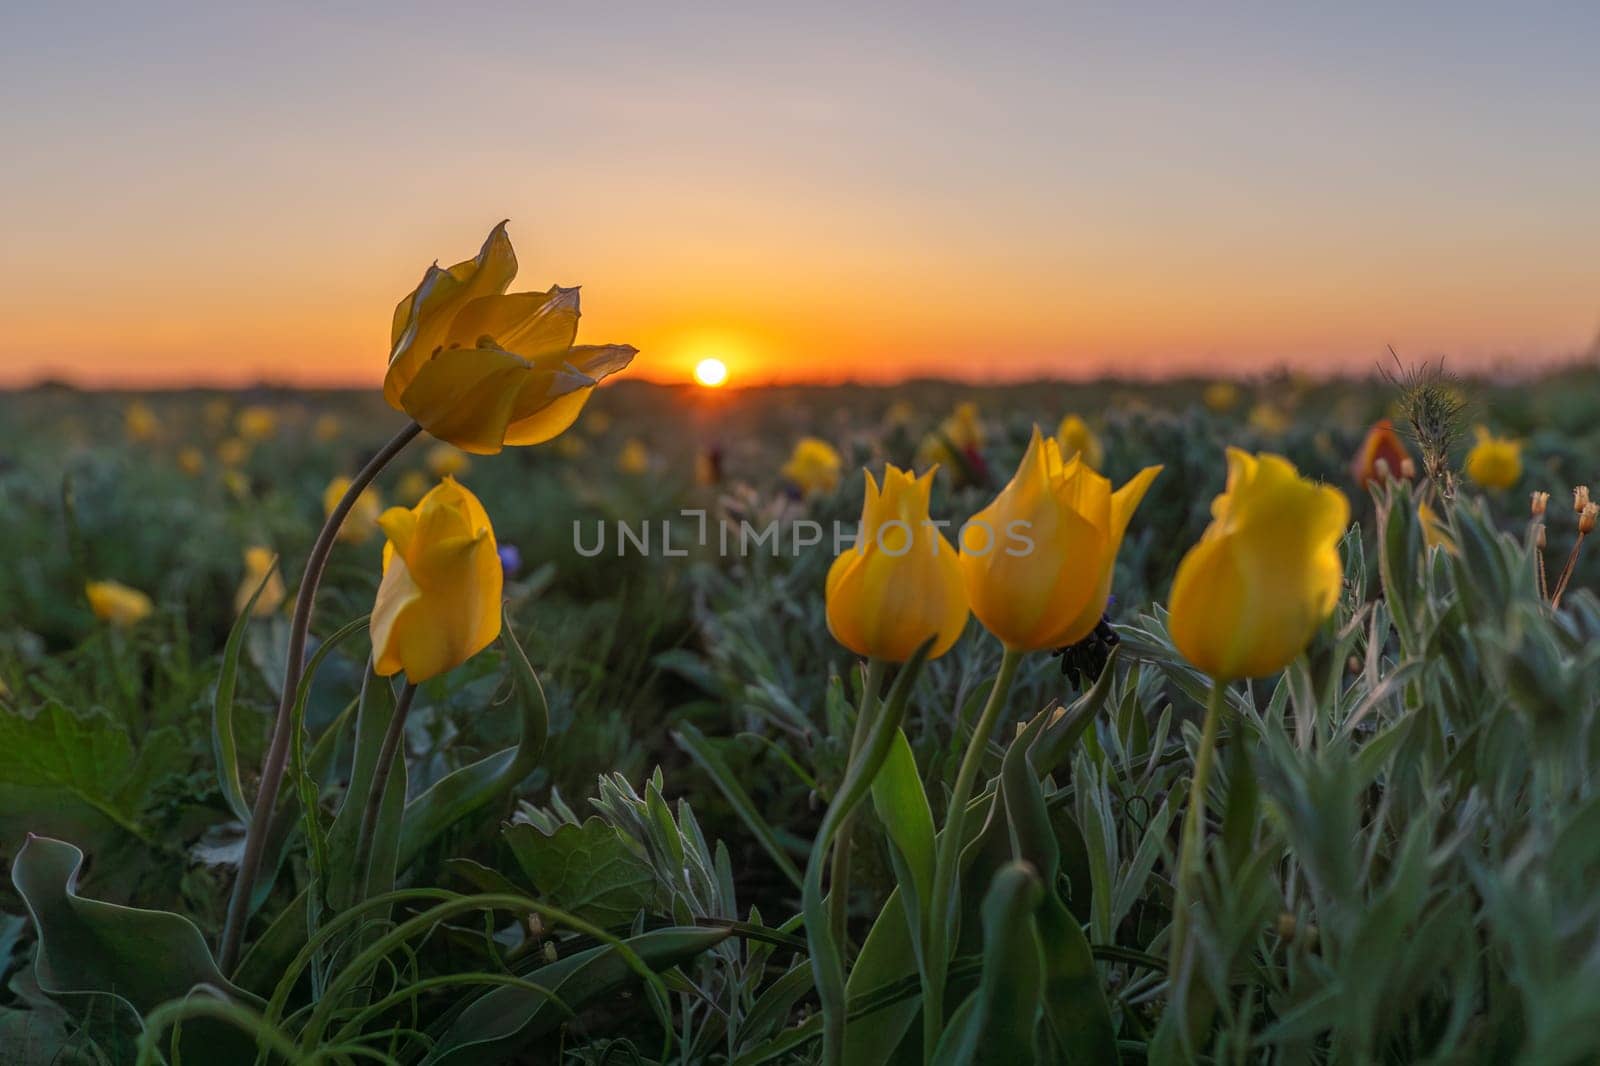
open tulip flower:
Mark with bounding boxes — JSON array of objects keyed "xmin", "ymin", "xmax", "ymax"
[
  {"xmin": 780, "ymin": 436, "xmax": 843, "ymax": 497},
  {"xmin": 384, "ymin": 222, "xmax": 637, "ymax": 455},
  {"xmin": 960, "ymin": 427, "xmax": 1161, "ymax": 652},
  {"xmin": 1464, "ymin": 426, "xmax": 1522, "ymax": 490},
  {"xmin": 371, "ymin": 478, "xmax": 503, "ymax": 684},
  {"xmin": 1170, "ymin": 448, "xmax": 1349, "ymax": 680},
  {"xmin": 826, "ymin": 465, "xmax": 968, "ymax": 662}
]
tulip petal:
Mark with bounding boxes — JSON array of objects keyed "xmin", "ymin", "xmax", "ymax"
[
  {"xmin": 399, "ymin": 349, "xmax": 531, "ymax": 455},
  {"xmin": 446, "ymin": 287, "xmax": 579, "ymax": 359}
]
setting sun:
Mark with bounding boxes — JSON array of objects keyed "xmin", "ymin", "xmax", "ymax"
[{"xmin": 693, "ymin": 358, "xmax": 729, "ymax": 388}]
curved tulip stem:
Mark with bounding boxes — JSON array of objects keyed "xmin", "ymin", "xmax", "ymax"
[
  {"xmin": 828, "ymin": 658, "xmax": 886, "ymax": 948},
  {"xmin": 219, "ymin": 420, "xmax": 423, "ymax": 973},
  {"xmin": 352, "ymin": 681, "xmax": 418, "ymax": 905},
  {"xmin": 921, "ymin": 645, "xmax": 1022, "ymax": 1061},
  {"xmin": 1169, "ymin": 680, "xmax": 1228, "ymax": 983}
]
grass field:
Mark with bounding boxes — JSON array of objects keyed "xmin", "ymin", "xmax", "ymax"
[{"xmin": 3, "ymin": 366, "xmax": 1600, "ymax": 1063}]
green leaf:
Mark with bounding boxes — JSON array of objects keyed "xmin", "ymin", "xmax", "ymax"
[
  {"xmin": 504, "ymin": 817, "xmax": 654, "ymax": 927},
  {"xmin": 397, "ymin": 619, "xmax": 549, "ymax": 862},
  {"xmin": 421, "ymin": 925, "xmax": 730, "ymax": 1065},
  {"xmin": 323, "ymin": 664, "xmax": 404, "ymax": 914},
  {"xmin": 212, "ymin": 559, "xmax": 277, "ymax": 823},
  {"xmin": 673, "ymin": 721, "xmax": 803, "ymax": 890},
  {"xmin": 0, "ymin": 703, "xmax": 180, "ymax": 849},
  {"xmin": 930, "ymin": 862, "xmax": 1045, "ymax": 1065},
  {"xmin": 870, "ymin": 726, "xmax": 936, "ymax": 948},
  {"xmin": 11, "ymin": 835, "xmax": 261, "ymax": 1064}
]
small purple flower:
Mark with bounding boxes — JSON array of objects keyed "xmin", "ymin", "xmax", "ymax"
[{"xmin": 498, "ymin": 543, "xmax": 523, "ymax": 579}]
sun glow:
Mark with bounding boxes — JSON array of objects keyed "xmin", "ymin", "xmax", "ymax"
[{"xmin": 693, "ymin": 358, "xmax": 729, "ymax": 388}]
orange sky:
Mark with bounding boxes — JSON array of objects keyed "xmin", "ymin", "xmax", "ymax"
[{"xmin": 3, "ymin": 5, "xmax": 1598, "ymax": 389}]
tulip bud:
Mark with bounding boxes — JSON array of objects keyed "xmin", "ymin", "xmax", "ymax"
[
  {"xmin": 1350, "ymin": 419, "xmax": 1412, "ymax": 489},
  {"xmin": 1531, "ymin": 491, "xmax": 1550, "ymax": 517},
  {"xmin": 1055, "ymin": 414, "xmax": 1104, "ymax": 471},
  {"xmin": 825, "ymin": 466, "xmax": 968, "ymax": 662},
  {"xmin": 1169, "ymin": 450, "xmax": 1349, "ymax": 680},
  {"xmin": 371, "ymin": 478, "xmax": 503, "ymax": 683},
  {"xmin": 959, "ymin": 428, "xmax": 1160, "ymax": 651}
]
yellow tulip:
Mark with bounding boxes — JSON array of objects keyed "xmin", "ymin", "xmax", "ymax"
[
  {"xmin": 825, "ymin": 466, "xmax": 968, "ymax": 662},
  {"xmin": 1203, "ymin": 381, "xmax": 1240, "ymax": 413},
  {"xmin": 425, "ymin": 443, "xmax": 471, "ymax": 479},
  {"xmin": 916, "ymin": 402, "xmax": 986, "ymax": 481},
  {"xmin": 86, "ymin": 580, "xmax": 153, "ymax": 627},
  {"xmin": 218, "ymin": 438, "xmax": 250, "ymax": 467},
  {"xmin": 617, "ymin": 439, "xmax": 650, "ymax": 475},
  {"xmin": 125, "ymin": 401, "xmax": 158, "ymax": 443},
  {"xmin": 1464, "ymin": 426, "xmax": 1521, "ymax": 490},
  {"xmin": 236, "ymin": 405, "xmax": 278, "ymax": 441},
  {"xmin": 371, "ymin": 478, "xmax": 503, "ymax": 683},
  {"xmin": 1248, "ymin": 402, "xmax": 1290, "ymax": 437},
  {"xmin": 1054, "ymin": 414, "xmax": 1104, "ymax": 470},
  {"xmin": 235, "ymin": 547, "xmax": 286, "ymax": 617},
  {"xmin": 780, "ymin": 437, "xmax": 843, "ymax": 496},
  {"xmin": 384, "ymin": 223, "xmax": 637, "ymax": 454},
  {"xmin": 959, "ymin": 428, "xmax": 1161, "ymax": 652},
  {"xmin": 313, "ymin": 414, "xmax": 342, "ymax": 442},
  {"xmin": 396, "ymin": 469, "xmax": 432, "ymax": 505},
  {"xmin": 1169, "ymin": 449, "xmax": 1349, "ymax": 680},
  {"xmin": 1418, "ymin": 502, "xmax": 1457, "ymax": 555},
  {"xmin": 324, "ymin": 477, "xmax": 384, "ymax": 545},
  {"xmin": 177, "ymin": 447, "xmax": 205, "ymax": 477},
  {"xmin": 1350, "ymin": 418, "xmax": 1413, "ymax": 489}
]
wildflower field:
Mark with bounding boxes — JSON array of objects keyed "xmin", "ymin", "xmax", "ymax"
[{"xmin": 3, "ymin": 233, "xmax": 1600, "ymax": 1065}]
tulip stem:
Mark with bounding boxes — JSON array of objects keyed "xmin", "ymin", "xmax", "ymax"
[
  {"xmin": 1169, "ymin": 681, "xmax": 1228, "ymax": 988},
  {"xmin": 219, "ymin": 420, "xmax": 423, "ymax": 973},
  {"xmin": 352, "ymin": 681, "xmax": 418, "ymax": 905},
  {"xmin": 828, "ymin": 658, "xmax": 886, "ymax": 949},
  {"xmin": 921, "ymin": 645, "xmax": 1022, "ymax": 1061}
]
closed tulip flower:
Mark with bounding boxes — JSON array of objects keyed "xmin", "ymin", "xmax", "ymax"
[
  {"xmin": 370, "ymin": 478, "xmax": 503, "ymax": 683},
  {"xmin": 1464, "ymin": 427, "xmax": 1521, "ymax": 490},
  {"xmin": 826, "ymin": 466, "xmax": 968, "ymax": 662},
  {"xmin": 1055, "ymin": 414, "xmax": 1104, "ymax": 470},
  {"xmin": 780, "ymin": 437, "xmax": 843, "ymax": 497},
  {"xmin": 959, "ymin": 428, "xmax": 1161, "ymax": 652},
  {"xmin": 1350, "ymin": 418, "xmax": 1413, "ymax": 489},
  {"xmin": 1169, "ymin": 449, "xmax": 1349, "ymax": 680},
  {"xmin": 385, "ymin": 223, "xmax": 637, "ymax": 455},
  {"xmin": 235, "ymin": 547, "xmax": 286, "ymax": 617},
  {"xmin": 86, "ymin": 580, "xmax": 153, "ymax": 627},
  {"xmin": 324, "ymin": 477, "xmax": 384, "ymax": 545}
]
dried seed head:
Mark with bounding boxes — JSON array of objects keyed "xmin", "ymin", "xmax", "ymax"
[
  {"xmin": 1381, "ymin": 353, "xmax": 1468, "ymax": 498},
  {"xmin": 1531, "ymin": 491, "xmax": 1550, "ymax": 517},
  {"xmin": 1581, "ymin": 503, "xmax": 1598, "ymax": 535},
  {"xmin": 1400, "ymin": 457, "xmax": 1416, "ymax": 479},
  {"xmin": 1373, "ymin": 456, "xmax": 1391, "ymax": 482},
  {"xmin": 1575, "ymin": 486, "xmax": 1592, "ymax": 513},
  {"xmin": 1537, "ymin": 524, "xmax": 1548, "ymax": 550}
]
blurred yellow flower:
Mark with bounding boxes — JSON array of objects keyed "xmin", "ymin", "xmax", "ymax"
[
  {"xmin": 371, "ymin": 478, "xmax": 503, "ymax": 683},
  {"xmin": 1464, "ymin": 427, "xmax": 1521, "ymax": 490},
  {"xmin": 617, "ymin": 439, "xmax": 650, "ymax": 475},
  {"xmin": 1350, "ymin": 418, "xmax": 1413, "ymax": 489},
  {"xmin": 218, "ymin": 438, "xmax": 250, "ymax": 467},
  {"xmin": 916, "ymin": 402, "xmax": 985, "ymax": 480},
  {"xmin": 313, "ymin": 414, "xmax": 342, "ymax": 442},
  {"xmin": 86, "ymin": 580, "xmax": 153, "ymax": 627},
  {"xmin": 1169, "ymin": 449, "xmax": 1348, "ymax": 679},
  {"xmin": 1054, "ymin": 413, "xmax": 1104, "ymax": 470},
  {"xmin": 960, "ymin": 428, "xmax": 1160, "ymax": 651},
  {"xmin": 236, "ymin": 405, "xmax": 278, "ymax": 441},
  {"xmin": 583, "ymin": 411, "xmax": 614, "ymax": 437},
  {"xmin": 125, "ymin": 401, "xmax": 158, "ymax": 442},
  {"xmin": 1418, "ymin": 502, "xmax": 1457, "ymax": 555},
  {"xmin": 204, "ymin": 398, "xmax": 232, "ymax": 429},
  {"xmin": 235, "ymin": 547, "xmax": 286, "ymax": 617},
  {"xmin": 826, "ymin": 465, "xmax": 968, "ymax": 662},
  {"xmin": 384, "ymin": 223, "xmax": 636, "ymax": 454},
  {"xmin": 177, "ymin": 447, "xmax": 205, "ymax": 477},
  {"xmin": 425, "ymin": 443, "xmax": 471, "ymax": 479},
  {"xmin": 1248, "ymin": 402, "xmax": 1290, "ymax": 437},
  {"xmin": 883, "ymin": 400, "xmax": 914, "ymax": 428},
  {"xmin": 1203, "ymin": 381, "xmax": 1240, "ymax": 413},
  {"xmin": 324, "ymin": 477, "xmax": 384, "ymax": 545},
  {"xmin": 223, "ymin": 470, "xmax": 251, "ymax": 498},
  {"xmin": 780, "ymin": 437, "xmax": 843, "ymax": 497},
  {"xmin": 555, "ymin": 435, "xmax": 587, "ymax": 459},
  {"xmin": 396, "ymin": 470, "xmax": 432, "ymax": 505}
]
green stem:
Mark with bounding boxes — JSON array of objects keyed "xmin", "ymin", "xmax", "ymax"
[
  {"xmin": 352, "ymin": 681, "xmax": 418, "ymax": 906},
  {"xmin": 828, "ymin": 659, "xmax": 886, "ymax": 950},
  {"xmin": 218, "ymin": 420, "xmax": 421, "ymax": 972},
  {"xmin": 921, "ymin": 645, "xmax": 1022, "ymax": 1060},
  {"xmin": 1168, "ymin": 680, "xmax": 1227, "ymax": 981}
]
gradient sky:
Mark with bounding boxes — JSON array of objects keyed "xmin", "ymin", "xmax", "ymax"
[{"xmin": 3, "ymin": 2, "xmax": 1598, "ymax": 387}]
